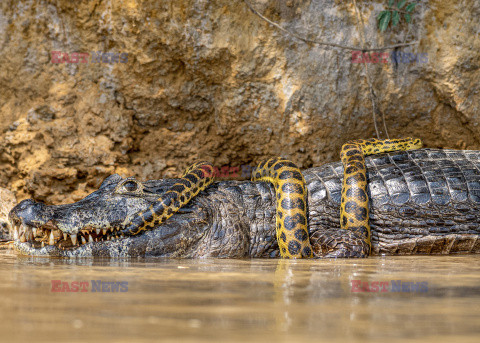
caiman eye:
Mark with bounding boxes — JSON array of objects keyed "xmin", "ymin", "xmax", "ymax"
[{"xmin": 123, "ymin": 181, "xmax": 138, "ymax": 192}]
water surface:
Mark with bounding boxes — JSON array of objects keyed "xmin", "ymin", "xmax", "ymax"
[{"xmin": 0, "ymin": 252, "xmax": 479, "ymax": 342}]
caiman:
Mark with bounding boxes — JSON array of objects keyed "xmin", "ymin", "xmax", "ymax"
[{"xmin": 8, "ymin": 139, "xmax": 480, "ymax": 258}]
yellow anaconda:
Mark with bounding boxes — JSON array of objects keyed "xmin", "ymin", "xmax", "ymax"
[
  {"xmin": 121, "ymin": 138, "xmax": 422, "ymax": 258},
  {"xmin": 339, "ymin": 137, "xmax": 422, "ymax": 253},
  {"xmin": 121, "ymin": 162, "xmax": 215, "ymax": 236},
  {"xmin": 251, "ymin": 158, "xmax": 313, "ymax": 258}
]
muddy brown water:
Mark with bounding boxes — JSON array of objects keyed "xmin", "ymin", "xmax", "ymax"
[{"xmin": 0, "ymin": 251, "xmax": 479, "ymax": 343}]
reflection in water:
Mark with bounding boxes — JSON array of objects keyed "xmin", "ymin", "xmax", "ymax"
[{"xmin": 0, "ymin": 251, "xmax": 479, "ymax": 342}]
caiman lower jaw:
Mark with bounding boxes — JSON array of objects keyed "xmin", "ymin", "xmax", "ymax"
[{"xmin": 10, "ymin": 220, "xmax": 125, "ymax": 251}]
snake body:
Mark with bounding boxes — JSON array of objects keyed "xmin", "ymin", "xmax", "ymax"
[
  {"xmin": 339, "ymin": 138, "xmax": 422, "ymax": 254},
  {"xmin": 121, "ymin": 138, "xmax": 422, "ymax": 258},
  {"xmin": 120, "ymin": 162, "xmax": 215, "ymax": 236},
  {"xmin": 251, "ymin": 158, "xmax": 312, "ymax": 258}
]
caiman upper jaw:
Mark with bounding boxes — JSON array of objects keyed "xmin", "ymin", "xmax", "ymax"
[{"xmin": 9, "ymin": 199, "xmax": 125, "ymax": 251}]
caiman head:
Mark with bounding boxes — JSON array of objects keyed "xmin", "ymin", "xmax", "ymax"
[{"xmin": 8, "ymin": 174, "xmax": 251, "ymax": 258}]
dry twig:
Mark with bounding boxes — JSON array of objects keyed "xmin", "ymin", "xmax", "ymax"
[{"xmin": 242, "ymin": 0, "xmax": 418, "ymax": 52}]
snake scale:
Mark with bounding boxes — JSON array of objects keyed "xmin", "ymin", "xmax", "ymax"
[{"xmin": 121, "ymin": 138, "xmax": 422, "ymax": 258}]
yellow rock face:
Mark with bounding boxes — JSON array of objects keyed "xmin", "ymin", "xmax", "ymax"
[{"xmin": 0, "ymin": 0, "xmax": 479, "ymax": 204}]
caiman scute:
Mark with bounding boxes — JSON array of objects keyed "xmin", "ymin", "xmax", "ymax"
[{"xmin": 8, "ymin": 149, "xmax": 480, "ymax": 258}]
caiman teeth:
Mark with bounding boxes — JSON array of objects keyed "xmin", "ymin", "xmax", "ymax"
[
  {"xmin": 48, "ymin": 231, "xmax": 55, "ymax": 245},
  {"xmin": 14, "ymin": 220, "xmax": 124, "ymax": 250},
  {"xmin": 19, "ymin": 223, "xmax": 27, "ymax": 239},
  {"xmin": 25, "ymin": 227, "xmax": 33, "ymax": 241}
]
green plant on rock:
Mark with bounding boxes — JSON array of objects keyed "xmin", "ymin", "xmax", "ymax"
[{"xmin": 378, "ymin": 0, "xmax": 418, "ymax": 32}]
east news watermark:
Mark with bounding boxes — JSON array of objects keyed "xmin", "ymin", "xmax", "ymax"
[
  {"xmin": 351, "ymin": 280, "xmax": 428, "ymax": 293},
  {"xmin": 51, "ymin": 280, "xmax": 128, "ymax": 292},
  {"xmin": 194, "ymin": 164, "xmax": 258, "ymax": 179}
]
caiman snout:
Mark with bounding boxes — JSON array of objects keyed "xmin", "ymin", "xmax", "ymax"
[
  {"xmin": 8, "ymin": 195, "xmax": 126, "ymax": 250},
  {"xmin": 9, "ymin": 199, "xmax": 49, "ymax": 227},
  {"xmin": 9, "ymin": 199, "xmax": 65, "ymax": 246}
]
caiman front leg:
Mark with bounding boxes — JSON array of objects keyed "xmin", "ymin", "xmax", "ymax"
[{"xmin": 311, "ymin": 137, "xmax": 423, "ymax": 258}]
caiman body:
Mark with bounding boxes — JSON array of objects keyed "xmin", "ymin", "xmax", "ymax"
[{"xmin": 9, "ymin": 149, "xmax": 480, "ymax": 258}]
